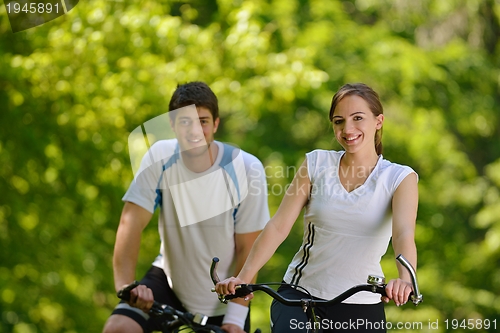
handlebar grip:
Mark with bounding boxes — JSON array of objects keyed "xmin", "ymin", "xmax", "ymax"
[
  {"xmin": 117, "ymin": 281, "xmax": 140, "ymax": 302},
  {"xmin": 381, "ymin": 288, "xmax": 419, "ymax": 306}
]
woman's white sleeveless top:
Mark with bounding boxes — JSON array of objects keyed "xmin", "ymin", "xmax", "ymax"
[{"xmin": 283, "ymin": 150, "xmax": 417, "ymax": 304}]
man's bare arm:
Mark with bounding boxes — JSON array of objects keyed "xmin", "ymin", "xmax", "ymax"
[{"xmin": 113, "ymin": 201, "xmax": 153, "ymax": 292}]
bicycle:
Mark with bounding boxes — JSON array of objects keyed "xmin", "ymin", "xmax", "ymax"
[
  {"xmin": 117, "ymin": 281, "xmax": 262, "ymax": 333},
  {"xmin": 210, "ymin": 254, "xmax": 423, "ymax": 333}
]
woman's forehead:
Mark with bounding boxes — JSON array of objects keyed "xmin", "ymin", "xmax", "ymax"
[{"xmin": 333, "ymin": 95, "xmax": 370, "ymax": 115}]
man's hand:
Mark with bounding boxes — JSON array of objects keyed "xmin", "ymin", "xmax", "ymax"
[
  {"xmin": 221, "ymin": 323, "xmax": 246, "ymax": 333},
  {"xmin": 125, "ymin": 284, "xmax": 154, "ymax": 313}
]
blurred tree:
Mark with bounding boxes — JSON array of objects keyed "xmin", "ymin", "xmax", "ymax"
[{"xmin": 0, "ymin": 0, "xmax": 499, "ymax": 332}]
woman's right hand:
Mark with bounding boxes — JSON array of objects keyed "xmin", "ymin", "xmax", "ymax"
[{"xmin": 215, "ymin": 277, "xmax": 253, "ymax": 300}]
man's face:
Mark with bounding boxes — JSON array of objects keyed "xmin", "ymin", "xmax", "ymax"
[{"xmin": 171, "ymin": 106, "xmax": 220, "ymax": 157}]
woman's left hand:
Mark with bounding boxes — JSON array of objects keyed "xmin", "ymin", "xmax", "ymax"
[{"xmin": 382, "ymin": 278, "xmax": 413, "ymax": 306}]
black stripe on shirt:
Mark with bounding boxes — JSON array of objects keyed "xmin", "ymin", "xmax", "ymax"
[{"xmin": 290, "ymin": 222, "xmax": 315, "ymax": 286}]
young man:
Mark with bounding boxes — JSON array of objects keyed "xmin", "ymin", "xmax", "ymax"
[{"xmin": 103, "ymin": 82, "xmax": 270, "ymax": 333}]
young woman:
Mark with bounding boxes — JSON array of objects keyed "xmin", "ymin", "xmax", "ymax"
[{"xmin": 215, "ymin": 83, "xmax": 419, "ymax": 332}]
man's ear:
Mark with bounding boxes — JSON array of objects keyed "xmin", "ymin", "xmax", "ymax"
[
  {"xmin": 375, "ymin": 114, "xmax": 384, "ymax": 130},
  {"xmin": 169, "ymin": 117, "xmax": 176, "ymax": 132},
  {"xmin": 213, "ymin": 117, "xmax": 220, "ymax": 133}
]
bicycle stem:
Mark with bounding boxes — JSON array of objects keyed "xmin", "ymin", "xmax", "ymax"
[{"xmin": 396, "ymin": 254, "xmax": 423, "ymax": 305}]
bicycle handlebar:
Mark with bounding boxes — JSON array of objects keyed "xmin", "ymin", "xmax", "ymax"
[{"xmin": 210, "ymin": 254, "xmax": 423, "ymax": 307}]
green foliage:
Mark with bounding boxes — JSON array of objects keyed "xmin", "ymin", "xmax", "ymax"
[{"xmin": 1, "ymin": 0, "xmax": 499, "ymax": 332}]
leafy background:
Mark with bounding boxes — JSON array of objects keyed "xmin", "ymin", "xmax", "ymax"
[{"xmin": 1, "ymin": 0, "xmax": 499, "ymax": 332}]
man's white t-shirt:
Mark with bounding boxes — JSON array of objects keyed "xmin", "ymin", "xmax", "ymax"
[
  {"xmin": 283, "ymin": 150, "xmax": 417, "ymax": 304},
  {"xmin": 123, "ymin": 139, "xmax": 269, "ymax": 316}
]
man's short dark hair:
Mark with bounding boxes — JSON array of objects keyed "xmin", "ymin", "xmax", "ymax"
[{"xmin": 168, "ymin": 82, "xmax": 219, "ymax": 120}]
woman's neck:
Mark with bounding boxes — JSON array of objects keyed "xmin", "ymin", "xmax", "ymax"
[{"xmin": 339, "ymin": 150, "xmax": 380, "ymax": 192}]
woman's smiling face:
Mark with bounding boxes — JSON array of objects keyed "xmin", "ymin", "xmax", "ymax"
[{"xmin": 331, "ymin": 95, "xmax": 384, "ymax": 154}]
